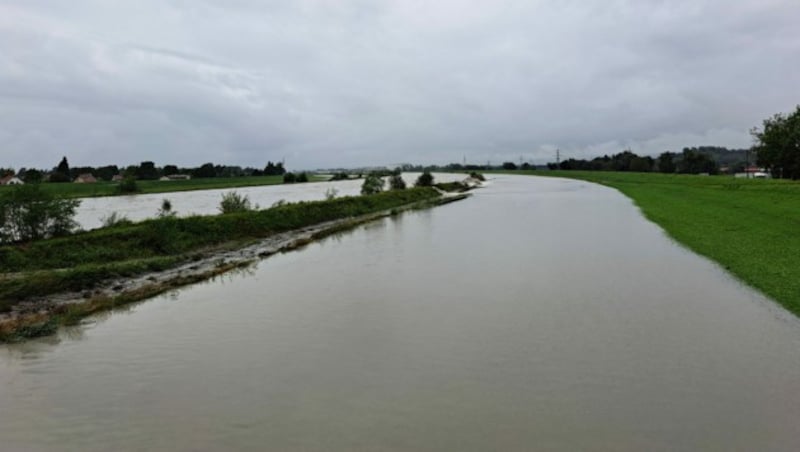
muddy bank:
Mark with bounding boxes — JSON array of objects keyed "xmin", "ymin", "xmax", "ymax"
[{"xmin": 0, "ymin": 193, "xmax": 469, "ymax": 342}]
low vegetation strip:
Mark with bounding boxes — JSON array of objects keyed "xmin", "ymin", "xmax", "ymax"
[
  {"xmin": 524, "ymin": 171, "xmax": 800, "ymax": 315},
  {"xmin": 0, "ymin": 187, "xmax": 442, "ymax": 321},
  {"xmin": 0, "ymin": 175, "xmax": 329, "ymax": 199}
]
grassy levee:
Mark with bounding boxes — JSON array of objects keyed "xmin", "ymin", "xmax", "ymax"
[
  {"xmin": 0, "ymin": 188, "xmax": 442, "ymax": 332},
  {"xmin": 0, "ymin": 175, "xmax": 328, "ymax": 199},
  {"xmin": 515, "ymin": 170, "xmax": 800, "ymax": 315}
]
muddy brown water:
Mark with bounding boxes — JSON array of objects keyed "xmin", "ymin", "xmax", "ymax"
[{"xmin": 2, "ymin": 175, "xmax": 800, "ymax": 451}]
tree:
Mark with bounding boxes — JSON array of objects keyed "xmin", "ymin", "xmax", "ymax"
[
  {"xmin": 135, "ymin": 161, "xmax": 159, "ymax": 180},
  {"xmin": 49, "ymin": 156, "xmax": 71, "ymax": 182},
  {"xmin": 678, "ymin": 148, "xmax": 718, "ymax": 174},
  {"xmin": 0, "ymin": 184, "xmax": 81, "ymax": 243},
  {"xmin": 194, "ymin": 163, "xmax": 216, "ymax": 178},
  {"xmin": 162, "ymin": 165, "xmax": 179, "ymax": 176},
  {"xmin": 415, "ymin": 171, "xmax": 434, "ymax": 187},
  {"xmin": 283, "ymin": 172, "xmax": 296, "ymax": 183},
  {"xmin": 389, "ymin": 173, "xmax": 406, "ymax": 190},
  {"xmin": 502, "ymin": 162, "xmax": 518, "ymax": 170},
  {"xmin": 752, "ymin": 105, "xmax": 800, "ymax": 179},
  {"xmin": 657, "ymin": 152, "xmax": 676, "ymax": 173},
  {"xmin": 361, "ymin": 173, "xmax": 384, "ymax": 195},
  {"xmin": 23, "ymin": 169, "xmax": 43, "ymax": 183}
]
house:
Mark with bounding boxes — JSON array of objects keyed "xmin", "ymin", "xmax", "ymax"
[
  {"xmin": 0, "ymin": 175, "xmax": 24, "ymax": 185},
  {"xmin": 160, "ymin": 174, "xmax": 191, "ymax": 181},
  {"xmin": 74, "ymin": 173, "xmax": 98, "ymax": 183},
  {"xmin": 111, "ymin": 174, "xmax": 124, "ymax": 182}
]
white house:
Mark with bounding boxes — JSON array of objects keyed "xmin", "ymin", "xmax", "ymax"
[{"xmin": 0, "ymin": 175, "xmax": 24, "ymax": 185}]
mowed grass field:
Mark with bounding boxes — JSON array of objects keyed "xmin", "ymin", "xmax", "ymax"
[
  {"xmin": 519, "ymin": 171, "xmax": 800, "ymax": 316},
  {"xmin": 0, "ymin": 175, "xmax": 328, "ymax": 199}
]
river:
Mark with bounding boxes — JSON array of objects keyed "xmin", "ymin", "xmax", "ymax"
[
  {"xmin": 2, "ymin": 174, "xmax": 800, "ymax": 451},
  {"xmin": 73, "ymin": 172, "xmax": 465, "ymax": 230}
]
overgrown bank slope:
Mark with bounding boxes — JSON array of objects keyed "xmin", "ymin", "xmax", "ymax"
[{"xmin": 526, "ymin": 171, "xmax": 800, "ymax": 316}]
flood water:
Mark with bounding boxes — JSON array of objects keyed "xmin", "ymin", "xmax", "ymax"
[
  {"xmin": 74, "ymin": 172, "xmax": 464, "ymax": 230},
  {"xmin": 3, "ymin": 175, "xmax": 800, "ymax": 451}
]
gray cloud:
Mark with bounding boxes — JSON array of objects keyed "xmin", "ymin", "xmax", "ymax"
[{"xmin": 1, "ymin": 0, "xmax": 798, "ymax": 170}]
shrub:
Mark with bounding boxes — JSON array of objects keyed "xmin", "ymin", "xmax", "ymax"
[
  {"xmin": 0, "ymin": 184, "xmax": 81, "ymax": 243},
  {"xmin": 219, "ymin": 191, "xmax": 253, "ymax": 214},
  {"xmin": 117, "ymin": 176, "xmax": 139, "ymax": 194},
  {"xmin": 283, "ymin": 172, "xmax": 296, "ymax": 183},
  {"xmin": 469, "ymin": 172, "xmax": 486, "ymax": 181},
  {"xmin": 324, "ymin": 187, "xmax": 339, "ymax": 200},
  {"xmin": 296, "ymin": 172, "xmax": 309, "ymax": 183},
  {"xmin": 157, "ymin": 199, "xmax": 176, "ymax": 218},
  {"xmin": 101, "ymin": 212, "xmax": 132, "ymax": 228},
  {"xmin": 415, "ymin": 171, "xmax": 434, "ymax": 187},
  {"xmin": 361, "ymin": 173, "xmax": 385, "ymax": 195}
]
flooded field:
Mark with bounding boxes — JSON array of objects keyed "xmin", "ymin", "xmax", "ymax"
[
  {"xmin": 3, "ymin": 175, "xmax": 800, "ymax": 451},
  {"xmin": 74, "ymin": 173, "xmax": 465, "ymax": 230}
]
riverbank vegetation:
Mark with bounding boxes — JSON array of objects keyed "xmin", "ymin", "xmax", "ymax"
[
  {"xmin": 527, "ymin": 171, "xmax": 800, "ymax": 315},
  {"xmin": 0, "ymin": 187, "xmax": 445, "ymax": 341}
]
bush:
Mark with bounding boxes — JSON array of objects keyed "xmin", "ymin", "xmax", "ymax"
[
  {"xmin": 361, "ymin": 173, "xmax": 385, "ymax": 195},
  {"xmin": 283, "ymin": 172, "xmax": 296, "ymax": 183},
  {"xmin": 296, "ymin": 172, "xmax": 309, "ymax": 183},
  {"xmin": 219, "ymin": 191, "xmax": 253, "ymax": 214},
  {"xmin": 0, "ymin": 184, "xmax": 81, "ymax": 243},
  {"xmin": 101, "ymin": 212, "xmax": 132, "ymax": 228},
  {"xmin": 389, "ymin": 174, "xmax": 406, "ymax": 190},
  {"xmin": 117, "ymin": 176, "xmax": 139, "ymax": 194},
  {"xmin": 469, "ymin": 172, "xmax": 486, "ymax": 181},
  {"xmin": 157, "ymin": 199, "xmax": 176, "ymax": 218},
  {"xmin": 415, "ymin": 171, "xmax": 434, "ymax": 187}
]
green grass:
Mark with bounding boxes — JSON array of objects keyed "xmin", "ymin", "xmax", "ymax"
[
  {"xmin": 0, "ymin": 175, "xmax": 328, "ymax": 199},
  {"xmin": 516, "ymin": 170, "xmax": 800, "ymax": 315},
  {"xmin": 0, "ymin": 187, "xmax": 442, "ymax": 313}
]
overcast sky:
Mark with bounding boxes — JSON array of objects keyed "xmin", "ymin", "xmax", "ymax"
[{"xmin": 1, "ymin": 0, "xmax": 798, "ymax": 170}]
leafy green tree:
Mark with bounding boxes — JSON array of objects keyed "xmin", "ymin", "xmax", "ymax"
[
  {"xmin": 283, "ymin": 172, "xmax": 297, "ymax": 183},
  {"xmin": 752, "ymin": 105, "xmax": 800, "ymax": 179},
  {"xmin": 657, "ymin": 152, "xmax": 676, "ymax": 173},
  {"xmin": 162, "ymin": 165, "xmax": 179, "ymax": 176},
  {"xmin": 415, "ymin": 171, "xmax": 434, "ymax": 187},
  {"xmin": 0, "ymin": 184, "xmax": 81, "ymax": 243},
  {"xmin": 135, "ymin": 161, "xmax": 159, "ymax": 180},
  {"xmin": 193, "ymin": 163, "xmax": 216, "ymax": 178},
  {"xmin": 502, "ymin": 162, "xmax": 518, "ymax": 170},
  {"xmin": 23, "ymin": 169, "xmax": 43, "ymax": 183},
  {"xmin": 296, "ymin": 172, "xmax": 309, "ymax": 183},
  {"xmin": 389, "ymin": 173, "xmax": 406, "ymax": 190},
  {"xmin": 361, "ymin": 173, "xmax": 384, "ymax": 195}
]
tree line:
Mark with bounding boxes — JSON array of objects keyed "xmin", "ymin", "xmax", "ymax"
[{"xmin": 1, "ymin": 158, "xmax": 288, "ymax": 183}]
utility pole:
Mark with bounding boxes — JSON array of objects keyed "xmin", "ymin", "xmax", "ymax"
[{"xmin": 556, "ymin": 149, "xmax": 560, "ymax": 166}]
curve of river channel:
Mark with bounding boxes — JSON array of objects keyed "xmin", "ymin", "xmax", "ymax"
[{"xmin": 3, "ymin": 175, "xmax": 800, "ymax": 451}]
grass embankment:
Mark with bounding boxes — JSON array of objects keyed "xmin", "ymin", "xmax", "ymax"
[
  {"xmin": 521, "ymin": 170, "xmax": 800, "ymax": 315},
  {"xmin": 0, "ymin": 187, "xmax": 443, "ymax": 341},
  {"xmin": 0, "ymin": 175, "xmax": 328, "ymax": 199}
]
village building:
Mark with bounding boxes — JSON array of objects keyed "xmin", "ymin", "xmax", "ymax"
[
  {"xmin": 160, "ymin": 174, "xmax": 192, "ymax": 181},
  {"xmin": 0, "ymin": 175, "xmax": 24, "ymax": 185},
  {"xmin": 74, "ymin": 173, "xmax": 98, "ymax": 183}
]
